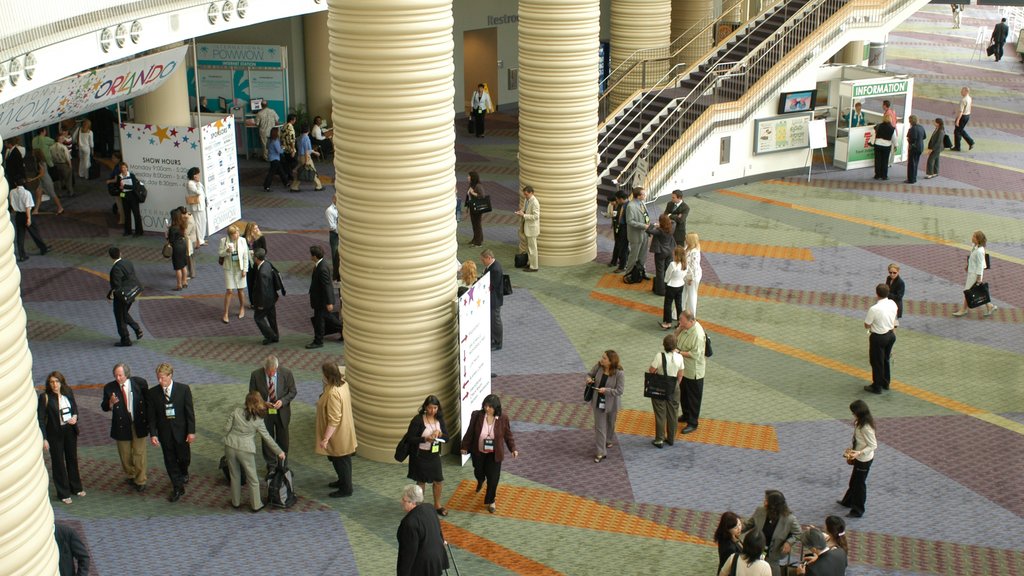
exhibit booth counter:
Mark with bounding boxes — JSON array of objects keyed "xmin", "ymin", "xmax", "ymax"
[{"xmin": 821, "ymin": 65, "xmax": 914, "ymax": 170}]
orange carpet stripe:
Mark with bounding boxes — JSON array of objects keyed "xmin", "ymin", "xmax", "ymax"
[
  {"xmin": 701, "ymin": 240, "xmax": 814, "ymax": 261},
  {"xmin": 614, "ymin": 409, "xmax": 779, "ymax": 451},
  {"xmin": 447, "ymin": 481, "xmax": 710, "ymax": 546},
  {"xmin": 439, "ymin": 520, "xmax": 565, "ymax": 576},
  {"xmin": 590, "ymin": 291, "xmax": 996, "ymax": 420},
  {"xmin": 596, "ymin": 276, "xmax": 778, "ymax": 302}
]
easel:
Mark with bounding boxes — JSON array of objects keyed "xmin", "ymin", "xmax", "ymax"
[
  {"xmin": 807, "ymin": 118, "xmax": 828, "ymax": 182},
  {"xmin": 970, "ymin": 26, "xmax": 988, "ymax": 62}
]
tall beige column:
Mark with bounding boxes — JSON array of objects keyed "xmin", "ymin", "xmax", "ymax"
[
  {"xmin": 839, "ymin": 41, "xmax": 866, "ymax": 65},
  {"xmin": 609, "ymin": 0, "xmax": 672, "ymax": 108},
  {"xmin": 519, "ymin": 0, "xmax": 599, "ymax": 266},
  {"xmin": 0, "ymin": 138, "xmax": 58, "ymax": 574},
  {"xmin": 303, "ymin": 11, "xmax": 333, "ymax": 120},
  {"xmin": 133, "ymin": 55, "xmax": 190, "ymax": 126},
  {"xmin": 327, "ymin": 0, "xmax": 458, "ymax": 462},
  {"xmin": 672, "ymin": 0, "xmax": 714, "ymax": 70}
]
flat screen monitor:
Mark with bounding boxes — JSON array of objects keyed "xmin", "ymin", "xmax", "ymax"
[
  {"xmin": 778, "ymin": 90, "xmax": 816, "ymax": 114},
  {"xmin": 250, "ymin": 98, "xmax": 263, "ymax": 112}
]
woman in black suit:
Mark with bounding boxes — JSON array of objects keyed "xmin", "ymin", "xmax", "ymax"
[
  {"xmin": 465, "ymin": 171, "xmax": 485, "ymax": 246},
  {"xmin": 37, "ymin": 371, "xmax": 85, "ymax": 504},
  {"xmin": 872, "ymin": 121, "xmax": 896, "ymax": 180},
  {"xmin": 460, "ymin": 394, "xmax": 519, "ymax": 513},
  {"xmin": 404, "ymin": 395, "xmax": 450, "ymax": 516},
  {"xmin": 713, "ymin": 511, "xmax": 744, "ymax": 572},
  {"xmin": 647, "ymin": 214, "xmax": 676, "ymax": 296},
  {"xmin": 885, "ymin": 263, "xmax": 905, "ymax": 325}
]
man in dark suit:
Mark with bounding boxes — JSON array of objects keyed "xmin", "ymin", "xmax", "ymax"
[
  {"xmin": 991, "ymin": 18, "xmax": 1010, "ymax": 61},
  {"xmin": 101, "ymin": 363, "xmax": 149, "ymax": 492},
  {"xmin": 608, "ymin": 191, "xmax": 630, "ymax": 271},
  {"xmin": 55, "ymin": 521, "xmax": 91, "ymax": 576},
  {"xmin": 147, "ymin": 362, "xmax": 195, "ymax": 502},
  {"xmin": 307, "ymin": 245, "xmax": 342, "ymax": 349},
  {"xmin": 249, "ymin": 355, "xmax": 296, "ymax": 474},
  {"xmin": 3, "ymin": 139, "xmax": 27, "ymax": 190},
  {"xmin": 397, "ymin": 484, "xmax": 449, "ymax": 576},
  {"xmin": 250, "ymin": 248, "xmax": 281, "ymax": 345},
  {"xmin": 665, "ymin": 189, "xmax": 690, "ymax": 245},
  {"xmin": 107, "ymin": 246, "xmax": 143, "ymax": 347},
  {"xmin": 481, "ymin": 249, "xmax": 504, "ymax": 351}
]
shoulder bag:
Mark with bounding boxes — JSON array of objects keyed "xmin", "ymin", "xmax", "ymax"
[
  {"xmin": 117, "ymin": 284, "xmax": 142, "ymax": 304},
  {"xmin": 502, "ymin": 274, "xmax": 513, "ymax": 296},
  {"xmin": 135, "ymin": 181, "xmax": 148, "ymax": 203},
  {"xmin": 704, "ymin": 333, "xmax": 713, "ymax": 357},
  {"xmin": 469, "ymin": 195, "xmax": 493, "ymax": 215},
  {"xmin": 162, "ymin": 242, "xmax": 173, "ymax": 258},
  {"xmin": 643, "ymin": 353, "xmax": 675, "ymax": 399}
]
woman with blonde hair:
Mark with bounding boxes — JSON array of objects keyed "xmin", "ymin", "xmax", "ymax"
[
  {"xmin": 682, "ymin": 232, "xmax": 703, "ymax": 316},
  {"xmin": 953, "ymin": 230, "xmax": 996, "ymax": 317},
  {"xmin": 457, "ymin": 260, "xmax": 478, "ymax": 297},
  {"xmin": 76, "ymin": 119, "xmax": 94, "ymax": 179},
  {"xmin": 316, "ymin": 363, "xmax": 358, "ymax": 498},
  {"xmin": 222, "ymin": 390, "xmax": 285, "ymax": 512},
  {"xmin": 243, "ymin": 221, "xmax": 267, "ymax": 260},
  {"xmin": 219, "ymin": 225, "xmax": 250, "ymax": 323}
]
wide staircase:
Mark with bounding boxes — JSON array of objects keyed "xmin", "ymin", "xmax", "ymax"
[{"xmin": 597, "ymin": 0, "xmax": 929, "ymax": 201}]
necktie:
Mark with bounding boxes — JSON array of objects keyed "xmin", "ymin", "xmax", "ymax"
[
  {"xmin": 123, "ymin": 383, "xmax": 132, "ymax": 420},
  {"xmin": 268, "ymin": 378, "xmax": 277, "ymax": 403},
  {"xmin": 165, "ymin": 388, "xmax": 170, "ymax": 402}
]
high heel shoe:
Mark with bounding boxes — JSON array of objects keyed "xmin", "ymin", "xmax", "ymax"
[
  {"xmin": 222, "ymin": 317, "xmax": 229, "ymax": 324},
  {"xmin": 594, "ymin": 455, "xmax": 606, "ymax": 463},
  {"xmin": 238, "ymin": 311, "xmax": 245, "ymax": 319}
]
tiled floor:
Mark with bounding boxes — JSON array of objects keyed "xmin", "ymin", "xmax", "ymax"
[{"xmin": 24, "ymin": 6, "xmax": 1023, "ymax": 574}]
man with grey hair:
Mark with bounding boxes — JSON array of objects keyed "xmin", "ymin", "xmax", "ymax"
[
  {"xmin": 397, "ymin": 484, "xmax": 449, "ymax": 576},
  {"xmin": 674, "ymin": 310, "xmax": 707, "ymax": 434},
  {"xmin": 795, "ymin": 527, "xmax": 848, "ymax": 575},
  {"xmin": 249, "ymin": 355, "xmax": 296, "ymax": 474},
  {"xmin": 623, "ymin": 187, "xmax": 651, "ymax": 280},
  {"xmin": 101, "ymin": 363, "xmax": 150, "ymax": 492}
]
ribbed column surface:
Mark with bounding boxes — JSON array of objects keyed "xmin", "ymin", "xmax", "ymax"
[
  {"xmin": 672, "ymin": 0, "xmax": 714, "ymax": 69},
  {"xmin": 0, "ymin": 138, "xmax": 58, "ymax": 575},
  {"xmin": 327, "ymin": 0, "xmax": 458, "ymax": 462},
  {"xmin": 519, "ymin": 0, "xmax": 599, "ymax": 266},
  {"xmin": 609, "ymin": 0, "xmax": 672, "ymax": 108},
  {"xmin": 303, "ymin": 11, "xmax": 333, "ymax": 121},
  {"xmin": 840, "ymin": 41, "xmax": 865, "ymax": 65},
  {"xmin": 133, "ymin": 58, "xmax": 191, "ymax": 126}
]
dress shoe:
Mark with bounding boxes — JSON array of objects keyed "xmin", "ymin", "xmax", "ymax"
[
  {"xmin": 262, "ymin": 338, "xmax": 276, "ymax": 345},
  {"xmin": 524, "ymin": 268, "xmax": 538, "ymax": 273},
  {"xmin": 252, "ymin": 505, "xmax": 265, "ymax": 513},
  {"xmin": 329, "ymin": 490, "xmax": 353, "ymax": 498},
  {"xmin": 491, "ymin": 345, "xmax": 501, "ymax": 351},
  {"xmin": 135, "ymin": 483, "xmax": 146, "ymax": 493},
  {"xmin": 183, "ymin": 474, "xmax": 190, "ymax": 484},
  {"xmin": 115, "ymin": 341, "xmax": 132, "ymax": 347},
  {"xmin": 847, "ymin": 510, "xmax": 863, "ymax": 518},
  {"xmin": 950, "ymin": 147, "xmax": 961, "ymax": 152},
  {"xmin": 614, "ymin": 268, "xmax": 625, "ymax": 273},
  {"xmin": 863, "ymin": 385, "xmax": 882, "ymax": 394},
  {"xmin": 968, "ymin": 143, "xmax": 974, "ymax": 150},
  {"xmin": 40, "ymin": 246, "xmax": 49, "ymax": 256},
  {"xmin": 135, "ymin": 330, "xmax": 143, "ymax": 340},
  {"xmin": 487, "ymin": 503, "xmax": 496, "ymax": 513},
  {"xmin": 681, "ymin": 425, "xmax": 697, "ymax": 434},
  {"xmin": 651, "ymin": 440, "xmax": 664, "ymax": 448},
  {"xmin": 904, "ymin": 180, "xmax": 915, "ymax": 184},
  {"xmin": 305, "ymin": 342, "xmax": 324, "ymax": 349},
  {"xmin": 168, "ymin": 489, "xmax": 184, "ymax": 503}
]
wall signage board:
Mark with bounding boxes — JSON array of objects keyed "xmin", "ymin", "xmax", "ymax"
[
  {"xmin": 0, "ymin": 46, "xmax": 188, "ymax": 137},
  {"xmin": 196, "ymin": 43, "xmax": 284, "ymax": 68},
  {"xmin": 851, "ymin": 79, "xmax": 910, "ymax": 99},
  {"xmin": 753, "ymin": 113, "xmax": 812, "ymax": 155},
  {"xmin": 119, "ymin": 120, "xmax": 201, "ymax": 233},
  {"xmin": 458, "ymin": 272, "xmax": 492, "ymax": 466},
  {"xmin": 200, "ymin": 116, "xmax": 242, "ymax": 234}
]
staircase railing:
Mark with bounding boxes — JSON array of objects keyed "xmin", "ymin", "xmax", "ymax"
[
  {"xmin": 617, "ymin": 0, "xmax": 921, "ymax": 196},
  {"xmin": 597, "ymin": 0, "xmax": 766, "ymax": 122},
  {"xmin": 598, "ymin": 0, "xmax": 789, "ymax": 155}
]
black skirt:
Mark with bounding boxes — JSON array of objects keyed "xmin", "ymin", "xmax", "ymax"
[{"xmin": 407, "ymin": 448, "xmax": 443, "ymax": 484}]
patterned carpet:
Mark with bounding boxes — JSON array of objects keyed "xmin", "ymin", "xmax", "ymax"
[{"xmin": 24, "ymin": 6, "xmax": 1023, "ymax": 575}]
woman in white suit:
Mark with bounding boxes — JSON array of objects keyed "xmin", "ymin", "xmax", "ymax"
[
  {"xmin": 682, "ymin": 232, "xmax": 703, "ymax": 316},
  {"xmin": 219, "ymin": 225, "xmax": 250, "ymax": 323},
  {"xmin": 223, "ymin": 391, "xmax": 285, "ymax": 511},
  {"xmin": 952, "ymin": 229, "xmax": 996, "ymax": 317}
]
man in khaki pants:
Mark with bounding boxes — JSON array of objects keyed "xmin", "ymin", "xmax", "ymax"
[
  {"xmin": 516, "ymin": 185, "xmax": 541, "ymax": 272},
  {"xmin": 101, "ymin": 363, "xmax": 150, "ymax": 492}
]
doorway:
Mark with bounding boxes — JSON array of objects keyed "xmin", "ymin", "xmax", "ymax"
[{"xmin": 463, "ymin": 28, "xmax": 498, "ymax": 114}]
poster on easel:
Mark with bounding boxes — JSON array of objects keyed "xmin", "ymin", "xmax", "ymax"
[
  {"xmin": 458, "ymin": 272, "xmax": 492, "ymax": 466},
  {"xmin": 119, "ymin": 121, "xmax": 201, "ymax": 232},
  {"xmin": 201, "ymin": 116, "xmax": 242, "ymax": 234}
]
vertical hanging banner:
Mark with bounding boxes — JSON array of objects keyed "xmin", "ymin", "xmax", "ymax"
[
  {"xmin": 201, "ymin": 116, "xmax": 242, "ymax": 234},
  {"xmin": 458, "ymin": 272, "xmax": 492, "ymax": 466},
  {"xmin": 119, "ymin": 121, "xmax": 201, "ymax": 232}
]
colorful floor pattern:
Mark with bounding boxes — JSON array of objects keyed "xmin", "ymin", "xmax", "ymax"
[{"xmin": 20, "ymin": 7, "xmax": 1024, "ymax": 575}]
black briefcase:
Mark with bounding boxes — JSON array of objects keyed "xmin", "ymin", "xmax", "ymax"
[
  {"xmin": 986, "ymin": 43, "xmax": 996, "ymax": 57},
  {"xmin": 502, "ymin": 274, "xmax": 513, "ymax": 296},
  {"xmin": 963, "ymin": 282, "xmax": 990, "ymax": 308},
  {"xmin": 514, "ymin": 253, "xmax": 529, "ymax": 268}
]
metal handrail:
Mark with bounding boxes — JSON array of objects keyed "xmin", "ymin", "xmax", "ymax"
[
  {"xmin": 598, "ymin": 0, "xmax": 789, "ymax": 153},
  {"xmin": 612, "ymin": 0, "xmax": 825, "ymax": 179},
  {"xmin": 637, "ymin": 0, "xmax": 923, "ymax": 196}
]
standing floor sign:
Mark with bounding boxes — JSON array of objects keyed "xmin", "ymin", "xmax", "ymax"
[
  {"xmin": 119, "ymin": 116, "xmax": 240, "ymax": 234},
  {"xmin": 458, "ymin": 272, "xmax": 492, "ymax": 466}
]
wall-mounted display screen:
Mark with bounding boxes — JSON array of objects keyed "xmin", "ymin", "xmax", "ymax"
[{"xmin": 778, "ymin": 90, "xmax": 817, "ymax": 114}]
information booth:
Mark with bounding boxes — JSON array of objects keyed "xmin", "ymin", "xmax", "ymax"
[{"xmin": 829, "ymin": 68, "xmax": 914, "ymax": 170}]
